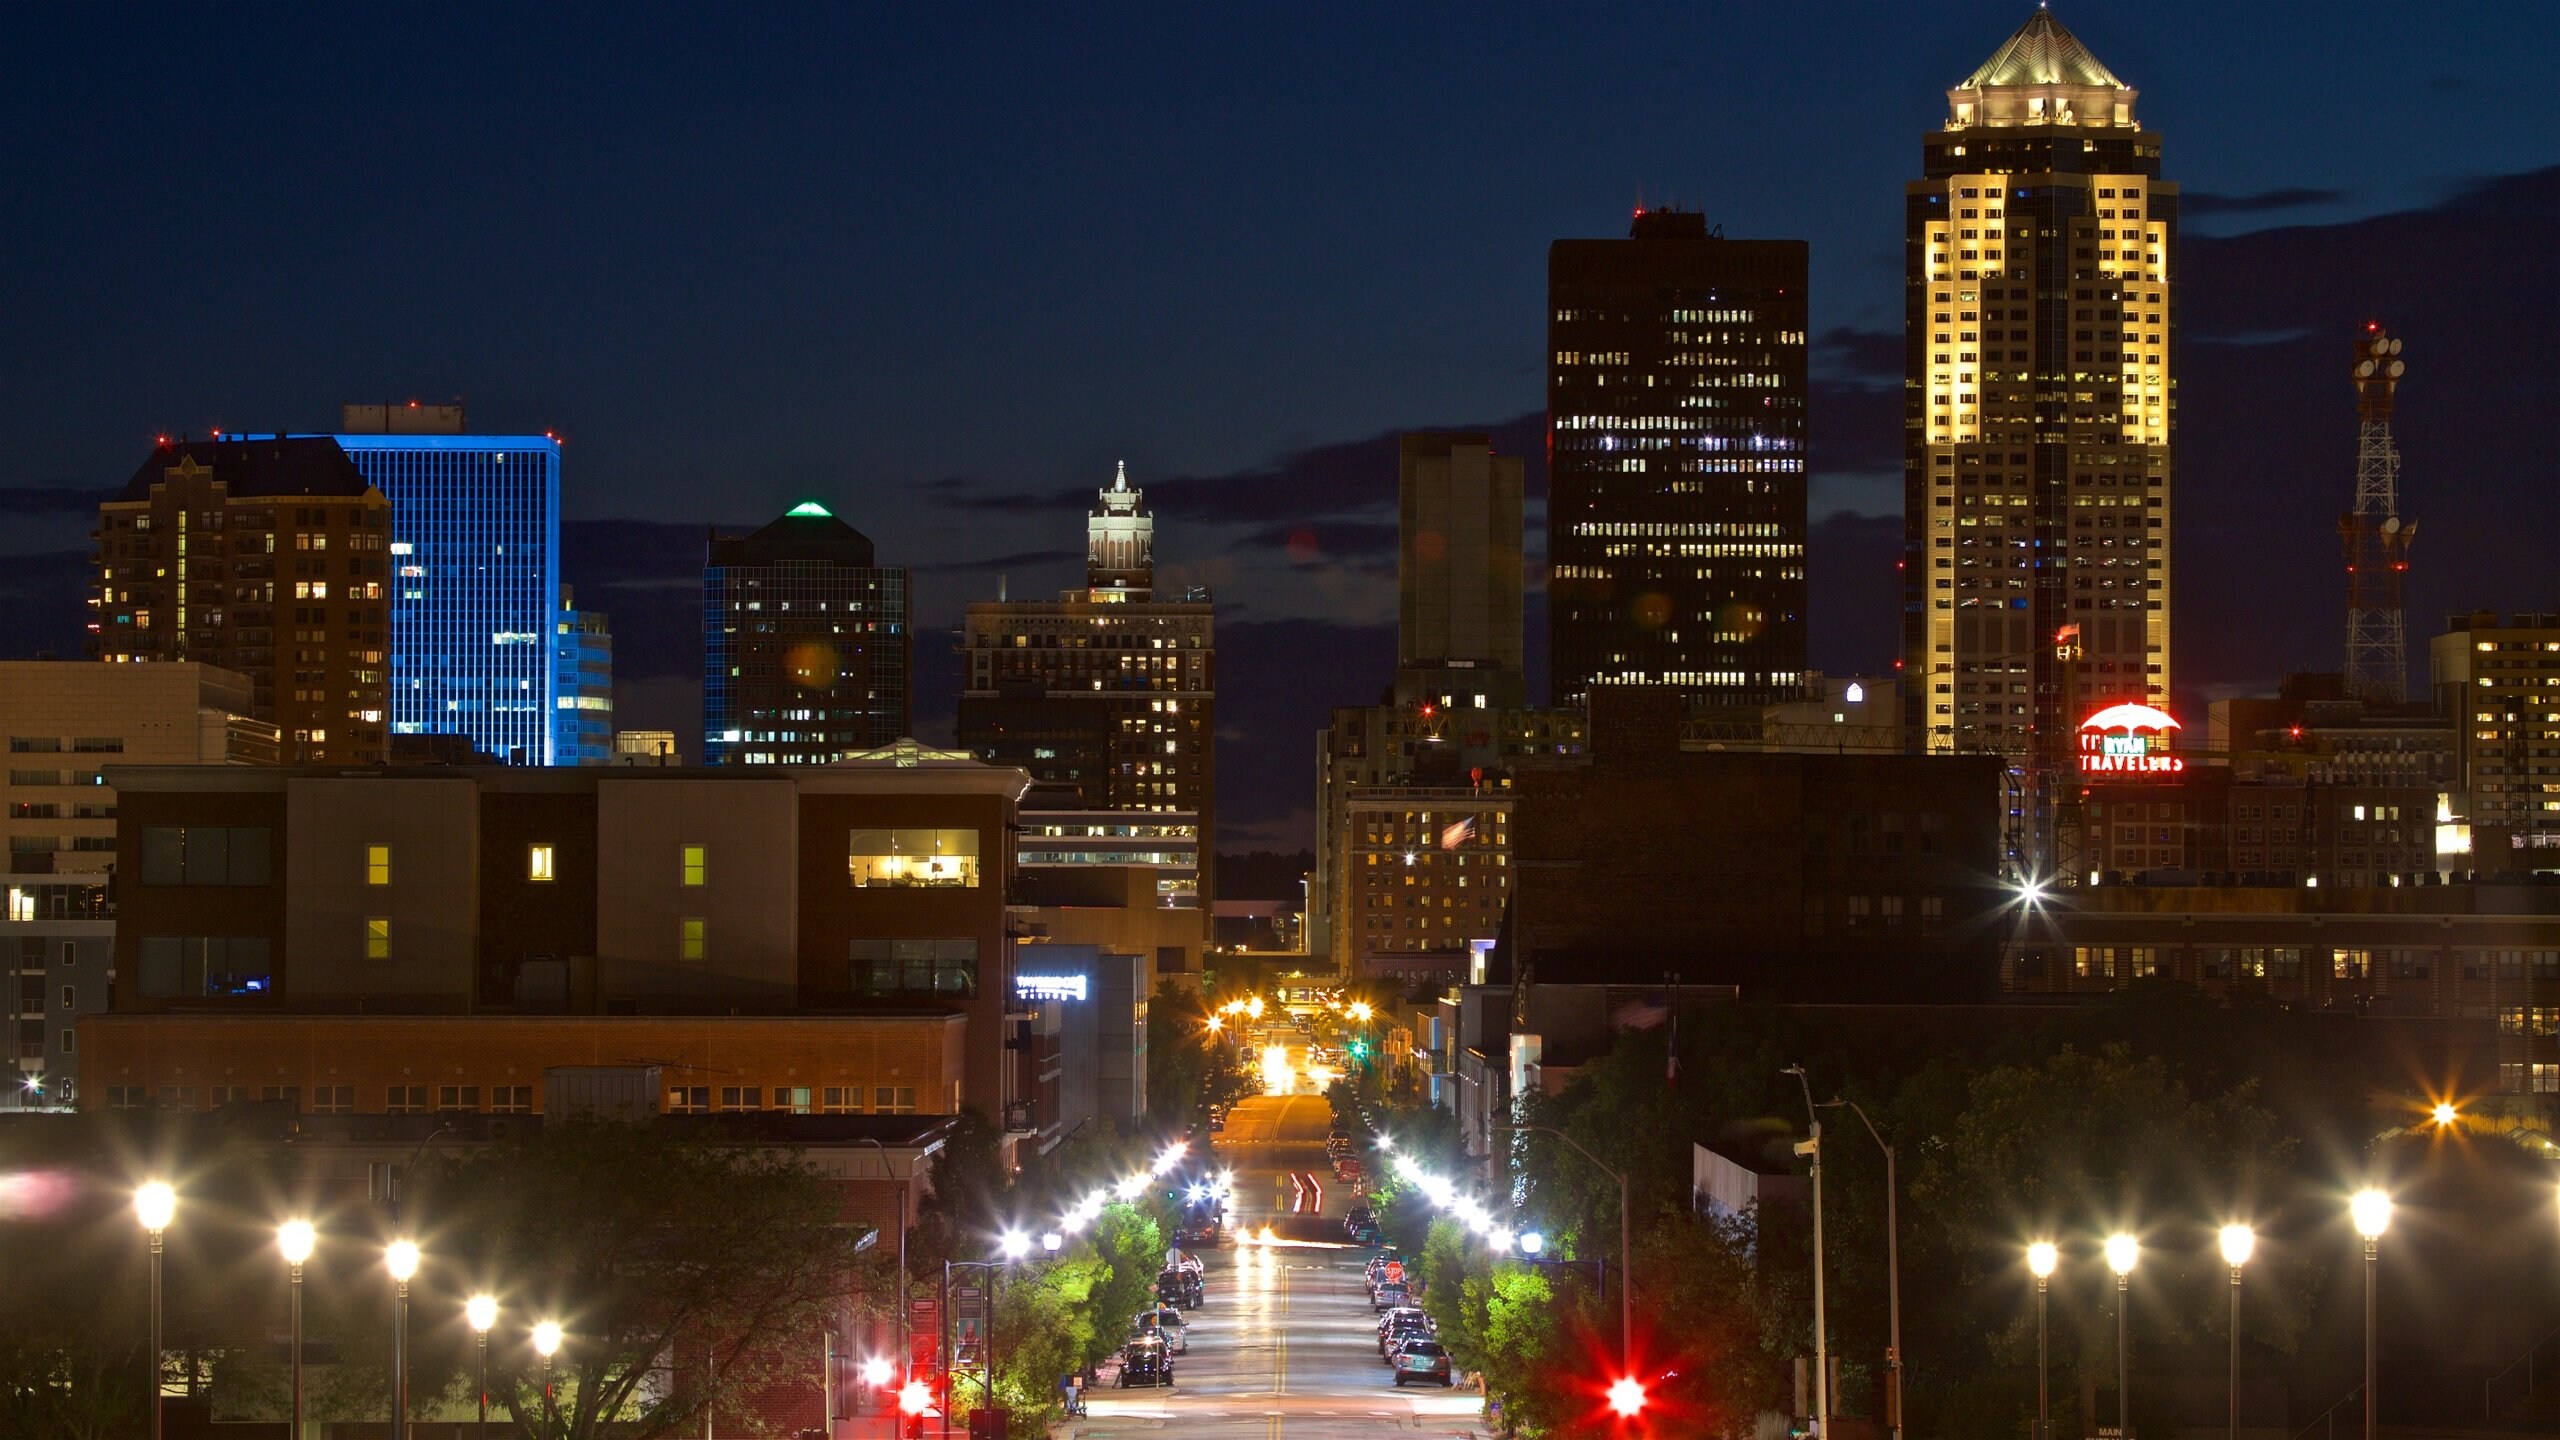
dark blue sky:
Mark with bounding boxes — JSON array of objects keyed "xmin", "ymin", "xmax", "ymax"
[{"xmin": 3, "ymin": 2, "xmax": 2554, "ymax": 847}]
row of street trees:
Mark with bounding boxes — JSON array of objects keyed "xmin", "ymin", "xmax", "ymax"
[{"xmin": 1373, "ymin": 982, "xmax": 2560, "ymax": 1437}]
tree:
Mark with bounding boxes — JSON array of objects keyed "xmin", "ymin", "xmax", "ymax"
[
  {"xmin": 411, "ymin": 1118, "xmax": 869, "ymax": 1440},
  {"xmin": 987, "ymin": 1252, "xmax": 1103, "ymax": 1421},
  {"xmin": 1145, "ymin": 981, "xmax": 1247, "ymax": 1129},
  {"xmin": 911, "ymin": 1107, "xmax": 1008, "ymax": 1273},
  {"xmin": 1084, "ymin": 1204, "xmax": 1166, "ymax": 1365}
]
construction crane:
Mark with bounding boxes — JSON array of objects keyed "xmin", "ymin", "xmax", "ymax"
[{"xmin": 2340, "ymin": 324, "xmax": 2414, "ymax": 703}]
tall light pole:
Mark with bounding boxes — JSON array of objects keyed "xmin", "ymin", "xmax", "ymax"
[
  {"xmin": 2026, "ymin": 1242, "xmax": 2057, "ymax": 1440},
  {"xmin": 1824, "ymin": 1098, "xmax": 1901, "ymax": 1439},
  {"xmin": 533, "ymin": 1321, "xmax": 563, "ymax": 1440},
  {"xmin": 278, "ymin": 1221, "xmax": 317, "ymax": 1440},
  {"xmin": 2218, "ymin": 1225, "xmax": 2253, "ymax": 1440},
  {"xmin": 135, "ymin": 1182, "xmax": 177, "ymax": 1440},
  {"xmin": 942, "ymin": 1238, "xmax": 1030, "ymax": 1438},
  {"xmin": 855, "ymin": 1137, "xmax": 912, "ymax": 1378},
  {"xmin": 2104, "ymin": 1233, "xmax": 2138, "ymax": 1438},
  {"xmin": 1785, "ymin": 1066, "xmax": 1826, "ymax": 1438},
  {"xmin": 2351, "ymin": 1190, "xmax": 2392, "ymax": 1440},
  {"xmin": 385, "ymin": 1240, "xmax": 420, "ymax": 1440},
  {"xmin": 1497, "ymin": 1122, "xmax": 1630, "ymax": 1367},
  {"xmin": 466, "ymin": 1294, "xmax": 498, "ymax": 1440}
]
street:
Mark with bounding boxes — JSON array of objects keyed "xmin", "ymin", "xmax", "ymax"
[{"xmin": 1068, "ymin": 1092, "xmax": 1489, "ymax": 1439}]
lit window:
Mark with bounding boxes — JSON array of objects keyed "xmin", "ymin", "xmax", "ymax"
[
  {"xmin": 366, "ymin": 845, "xmax": 391, "ymax": 885},
  {"xmin": 849, "ymin": 829, "xmax": 981, "ymax": 888},
  {"xmin": 528, "ymin": 844, "xmax": 555, "ymax": 882},
  {"xmin": 365, "ymin": 917, "xmax": 390, "ymax": 960},
  {"xmin": 682, "ymin": 845, "xmax": 707, "ymax": 886},
  {"xmin": 680, "ymin": 918, "xmax": 706, "ymax": 961}
]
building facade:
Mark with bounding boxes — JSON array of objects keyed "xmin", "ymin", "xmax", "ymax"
[
  {"xmin": 1547, "ymin": 212, "xmax": 1808, "ymax": 710},
  {"xmin": 1400, "ymin": 434, "xmax": 1526, "ymax": 710},
  {"xmin": 332, "ymin": 404, "xmax": 564, "ymax": 765},
  {"xmin": 2431, "ymin": 611, "xmax": 2560, "ymax": 869},
  {"xmin": 3, "ymin": 661, "xmax": 277, "ymax": 1109},
  {"xmin": 704, "ymin": 503, "xmax": 914, "ymax": 765},
  {"xmin": 553, "ymin": 589, "xmax": 615, "ymax": 765},
  {"xmin": 83, "ymin": 741, "xmax": 1029, "ymax": 1123},
  {"xmin": 92, "ymin": 438, "xmax": 392, "ymax": 763},
  {"xmin": 958, "ymin": 465, "xmax": 1216, "ymax": 901},
  {"xmin": 1901, "ymin": 9, "xmax": 2178, "ymax": 764}
]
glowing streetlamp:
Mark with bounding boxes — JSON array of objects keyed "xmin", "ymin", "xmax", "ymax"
[
  {"xmin": 1517, "ymin": 1230, "xmax": 1545, "ymax": 1256},
  {"xmin": 135, "ymin": 1182, "xmax": 177, "ymax": 1440},
  {"xmin": 465, "ymin": 1294, "xmax": 497, "ymax": 1440},
  {"xmin": 997, "ymin": 1231, "xmax": 1031, "ymax": 1260},
  {"xmin": 279, "ymin": 1221, "xmax": 317, "ymax": 1440},
  {"xmin": 859, "ymin": 1356, "xmax": 894, "ymax": 1389},
  {"xmin": 1605, "ymin": 1376, "xmax": 1647, "ymax": 1418},
  {"xmin": 533, "ymin": 1321, "xmax": 563, "ymax": 1440},
  {"xmin": 385, "ymin": 1240, "xmax": 421, "ymax": 1440},
  {"xmin": 2027, "ymin": 1242, "xmax": 2058, "ymax": 1440},
  {"xmin": 2104, "ymin": 1233, "xmax": 2138, "ymax": 1438},
  {"xmin": 2352, "ymin": 1190, "xmax": 2392, "ymax": 1439},
  {"xmin": 2431, "ymin": 1100, "xmax": 2457, "ymax": 1128},
  {"xmin": 1040, "ymin": 1231, "xmax": 1063, "ymax": 1254},
  {"xmin": 2219, "ymin": 1225, "xmax": 2255, "ymax": 1440}
]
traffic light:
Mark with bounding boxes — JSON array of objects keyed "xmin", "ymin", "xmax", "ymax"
[
  {"xmin": 1347, "ymin": 1037, "xmax": 1369, "ymax": 1062},
  {"xmin": 1606, "ymin": 1377, "xmax": 1647, "ymax": 1418}
]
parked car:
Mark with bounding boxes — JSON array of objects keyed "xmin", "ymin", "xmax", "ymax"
[
  {"xmin": 1136, "ymin": 1305, "xmax": 1188, "ymax": 1354},
  {"xmin": 1117, "ymin": 1336, "xmax": 1174, "ymax": 1387},
  {"xmin": 1371, "ymin": 1284, "xmax": 1409, "ymax": 1312},
  {"xmin": 1158, "ymin": 1268, "xmax": 1204, "ymax": 1309},
  {"xmin": 1391, "ymin": 1339, "xmax": 1454, "ymax": 1387},
  {"xmin": 1375, "ymin": 1306, "xmax": 1429, "ymax": 1342},
  {"xmin": 1379, "ymin": 1313, "xmax": 1432, "ymax": 1359}
]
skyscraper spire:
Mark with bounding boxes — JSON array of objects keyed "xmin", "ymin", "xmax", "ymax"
[{"xmin": 1088, "ymin": 458, "xmax": 1153, "ymax": 597}]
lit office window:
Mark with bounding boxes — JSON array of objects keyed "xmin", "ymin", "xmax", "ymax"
[
  {"xmin": 367, "ymin": 845, "xmax": 391, "ymax": 885},
  {"xmin": 683, "ymin": 845, "xmax": 707, "ymax": 886},
  {"xmin": 528, "ymin": 844, "xmax": 555, "ymax": 882},
  {"xmin": 365, "ymin": 918, "xmax": 391, "ymax": 960},
  {"xmin": 680, "ymin": 918, "xmax": 706, "ymax": 961},
  {"xmin": 848, "ymin": 829, "xmax": 980, "ymax": 888}
]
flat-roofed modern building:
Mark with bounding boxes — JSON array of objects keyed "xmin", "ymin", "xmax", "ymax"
[
  {"xmin": 2432, "ymin": 610, "xmax": 2560, "ymax": 868},
  {"xmin": 553, "ymin": 588, "xmax": 614, "ymax": 764},
  {"xmin": 4, "ymin": 660, "xmax": 278, "ymax": 1109},
  {"xmin": 82, "ymin": 739, "xmax": 1033, "ymax": 1127}
]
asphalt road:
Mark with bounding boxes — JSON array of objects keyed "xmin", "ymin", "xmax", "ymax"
[{"xmin": 1067, "ymin": 1092, "xmax": 1489, "ymax": 1440}]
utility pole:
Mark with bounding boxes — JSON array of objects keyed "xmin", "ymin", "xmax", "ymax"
[
  {"xmin": 1826, "ymin": 1098, "xmax": 1901, "ymax": 1440},
  {"xmin": 1787, "ymin": 1066, "xmax": 1827, "ymax": 1439}
]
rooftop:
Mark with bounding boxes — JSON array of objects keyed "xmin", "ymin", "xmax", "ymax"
[
  {"xmin": 114, "ymin": 436, "xmax": 375, "ymax": 504},
  {"xmin": 1958, "ymin": 8, "xmax": 2126, "ymax": 91}
]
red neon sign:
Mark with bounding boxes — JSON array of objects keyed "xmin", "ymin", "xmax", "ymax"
[{"xmin": 2078, "ymin": 703, "xmax": 2184, "ymax": 777}]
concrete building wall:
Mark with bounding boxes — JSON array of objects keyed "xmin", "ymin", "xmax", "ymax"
[
  {"xmin": 3, "ymin": 661, "xmax": 273, "ymax": 875},
  {"xmin": 596, "ymin": 777, "xmax": 800, "ymax": 1006},
  {"xmin": 286, "ymin": 776, "xmax": 480, "ymax": 1007}
]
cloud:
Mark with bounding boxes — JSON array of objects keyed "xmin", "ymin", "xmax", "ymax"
[
  {"xmin": 1232, "ymin": 518, "xmax": 1402, "ymax": 563},
  {"xmin": 2181, "ymin": 187, "xmax": 2349, "ymax": 217},
  {"xmin": 0, "ymin": 484, "xmax": 112, "ymax": 515},
  {"xmin": 915, "ymin": 548, "xmax": 1080, "ymax": 574},
  {"xmin": 1813, "ymin": 326, "xmax": 1900, "ymax": 388}
]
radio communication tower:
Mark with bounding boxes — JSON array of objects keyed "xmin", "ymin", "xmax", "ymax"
[{"xmin": 2340, "ymin": 325, "xmax": 2414, "ymax": 703}]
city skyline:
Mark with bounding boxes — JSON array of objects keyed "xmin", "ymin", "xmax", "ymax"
[{"xmin": 2, "ymin": 4, "xmax": 2553, "ymax": 848}]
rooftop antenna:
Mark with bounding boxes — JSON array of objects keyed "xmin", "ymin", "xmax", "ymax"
[{"xmin": 2339, "ymin": 324, "xmax": 2414, "ymax": 703}]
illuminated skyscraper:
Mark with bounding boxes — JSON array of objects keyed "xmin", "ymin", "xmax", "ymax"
[
  {"xmin": 958, "ymin": 464, "xmax": 1216, "ymax": 904},
  {"xmin": 703, "ymin": 502, "xmax": 913, "ymax": 765},
  {"xmin": 1902, "ymin": 9, "xmax": 2176, "ymax": 765},
  {"xmin": 1547, "ymin": 211, "xmax": 1808, "ymax": 710},
  {"xmin": 552, "ymin": 588, "xmax": 614, "ymax": 765}
]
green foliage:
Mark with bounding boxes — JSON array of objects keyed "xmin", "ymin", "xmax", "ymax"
[
  {"xmin": 912, "ymin": 1107, "xmax": 1008, "ymax": 1272},
  {"xmin": 412, "ymin": 1117, "xmax": 866, "ymax": 1440},
  {"xmin": 1085, "ymin": 1205, "xmax": 1167, "ymax": 1365},
  {"xmin": 1145, "ymin": 981, "xmax": 1248, "ymax": 1129},
  {"xmin": 988, "ymin": 1253, "xmax": 1103, "ymax": 1423}
]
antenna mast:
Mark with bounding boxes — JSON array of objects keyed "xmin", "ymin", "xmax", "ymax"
[{"xmin": 2339, "ymin": 325, "xmax": 2414, "ymax": 702}]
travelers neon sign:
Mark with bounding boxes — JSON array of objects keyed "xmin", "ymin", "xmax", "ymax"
[{"xmin": 2078, "ymin": 702, "xmax": 2184, "ymax": 777}]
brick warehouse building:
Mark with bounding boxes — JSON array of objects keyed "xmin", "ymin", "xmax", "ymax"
[{"xmin": 79, "ymin": 740, "xmax": 1041, "ymax": 1137}]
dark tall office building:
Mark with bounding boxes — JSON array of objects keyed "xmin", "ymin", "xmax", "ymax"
[
  {"xmin": 1547, "ymin": 212, "xmax": 1808, "ymax": 711},
  {"xmin": 702, "ymin": 502, "xmax": 912, "ymax": 764},
  {"xmin": 1900, "ymin": 8, "xmax": 2176, "ymax": 764}
]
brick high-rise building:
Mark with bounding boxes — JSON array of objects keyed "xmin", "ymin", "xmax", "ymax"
[
  {"xmin": 959, "ymin": 464, "xmax": 1216, "ymax": 905},
  {"xmin": 703, "ymin": 502, "xmax": 913, "ymax": 765},
  {"xmin": 92, "ymin": 438, "xmax": 393, "ymax": 764},
  {"xmin": 1902, "ymin": 8, "xmax": 2177, "ymax": 765},
  {"xmin": 1547, "ymin": 212, "xmax": 1808, "ymax": 710}
]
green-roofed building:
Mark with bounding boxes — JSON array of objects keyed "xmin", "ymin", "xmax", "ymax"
[{"xmin": 703, "ymin": 503, "xmax": 913, "ymax": 765}]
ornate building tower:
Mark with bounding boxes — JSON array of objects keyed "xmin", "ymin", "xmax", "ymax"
[
  {"xmin": 1087, "ymin": 461, "xmax": 1155, "ymax": 599},
  {"xmin": 1901, "ymin": 8, "xmax": 2177, "ymax": 801}
]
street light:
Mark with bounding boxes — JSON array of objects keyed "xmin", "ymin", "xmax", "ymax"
[
  {"xmin": 2219, "ymin": 1225, "xmax": 2254, "ymax": 1440},
  {"xmin": 1040, "ymin": 1232, "xmax": 1062, "ymax": 1254},
  {"xmin": 2027, "ymin": 1242, "xmax": 2058, "ymax": 1440},
  {"xmin": 859, "ymin": 1357, "xmax": 894, "ymax": 1388},
  {"xmin": 997, "ymin": 1231, "xmax": 1031, "ymax": 1261},
  {"xmin": 2352, "ymin": 1189, "xmax": 2392, "ymax": 1440},
  {"xmin": 1783, "ymin": 1066, "xmax": 1827, "ymax": 1440},
  {"xmin": 135, "ymin": 1181, "xmax": 176, "ymax": 1440},
  {"xmin": 2105, "ymin": 1232, "xmax": 2138, "ymax": 1439},
  {"xmin": 1605, "ymin": 1375, "xmax": 1647, "ymax": 1418},
  {"xmin": 533, "ymin": 1321, "xmax": 563, "ymax": 1440},
  {"xmin": 2431, "ymin": 1101, "xmax": 2457, "ymax": 1128},
  {"xmin": 279, "ymin": 1221, "xmax": 317, "ymax": 1440},
  {"xmin": 385, "ymin": 1240, "xmax": 420, "ymax": 1440},
  {"xmin": 1517, "ymin": 1231, "xmax": 1545, "ymax": 1256},
  {"xmin": 1822, "ymin": 1098, "xmax": 1902, "ymax": 1440},
  {"xmin": 465, "ymin": 1294, "xmax": 497, "ymax": 1440}
]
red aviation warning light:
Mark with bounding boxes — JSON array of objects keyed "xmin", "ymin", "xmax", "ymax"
[{"xmin": 1607, "ymin": 1376, "xmax": 1648, "ymax": 1417}]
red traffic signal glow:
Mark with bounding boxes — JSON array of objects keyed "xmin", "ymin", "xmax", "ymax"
[
  {"xmin": 1607, "ymin": 1376, "xmax": 1648, "ymax": 1417},
  {"xmin": 897, "ymin": 1381, "xmax": 933, "ymax": 1416}
]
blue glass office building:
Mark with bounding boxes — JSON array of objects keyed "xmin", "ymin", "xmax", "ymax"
[
  {"xmin": 336, "ymin": 434, "xmax": 563, "ymax": 764},
  {"xmin": 553, "ymin": 590, "xmax": 615, "ymax": 765}
]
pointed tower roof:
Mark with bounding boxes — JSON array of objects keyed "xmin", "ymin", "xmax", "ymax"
[{"xmin": 1960, "ymin": 7, "xmax": 2125, "ymax": 90}]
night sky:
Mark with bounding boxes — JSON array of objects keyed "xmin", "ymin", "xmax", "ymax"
[{"xmin": 3, "ymin": 3, "xmax": 2553, "ymax": 850}]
